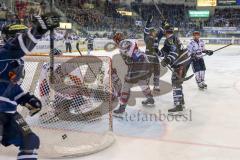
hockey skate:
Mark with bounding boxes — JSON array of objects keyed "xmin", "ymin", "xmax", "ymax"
[
  {"xmin": 197, "ymin": 82, "xmax": 205, "ymax": 90},
  {"xmin": 202, "ymin": 81, "xmax": 207, "ymax": 88},
  {"xmin": 142, "ymin": 97, "xmax": 155, "ymax": 106},
  {"xmin": 168, "ymin": 104, "xmax": 185, "ymax": 116},
  {"xmin": 113, "ymin": 104, "xmax": 126, "ymax": 118}
]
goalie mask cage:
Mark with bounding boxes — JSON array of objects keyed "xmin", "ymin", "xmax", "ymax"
[{"xmin": 1, "ymin": 55, "xmax": 115, "ymax": 158}]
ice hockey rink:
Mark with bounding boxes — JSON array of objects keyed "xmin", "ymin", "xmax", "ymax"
[{"xmin": 1, "ymin": 44, "xmax": 240, "ymax": 160}]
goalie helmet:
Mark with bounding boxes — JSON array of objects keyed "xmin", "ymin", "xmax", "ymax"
[
  {"xmin": 1, "ymin": 24, "xmax": 28, "ymax": 42},
  {"xmin": 113, "ymin": 32, "xmax": 124, "ymax": 44}
]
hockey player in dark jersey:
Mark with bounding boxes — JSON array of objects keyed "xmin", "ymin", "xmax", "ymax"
[
  {"xmin": 0, "ymin": 13, "xmax": 60, "ymax": 160},
  {"xmin": 144, "ymin": 15, "xmax": 164, "ymax": 92},
  {"xmin": 158, "ymin": 24, "xmax": 191, "ymax": 114}
]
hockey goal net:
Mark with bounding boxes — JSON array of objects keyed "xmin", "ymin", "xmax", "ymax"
[{"xmin": 5, "ymin": 55, "xmax": 115, "ymax": 158}]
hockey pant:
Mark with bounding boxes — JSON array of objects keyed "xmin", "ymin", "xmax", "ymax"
[
  {"xmin": 172, "ymin": 64, "xmax": 190, "ymax": 106},
  {"xmin": 192, "ymin": 58, "xmax": 206, "ymax": 84},
  {"xmin": 65, "ymin": 43, "xmax": 72, "ymax": 53},
  {"xmin": 0, "ymin": 112, "xmax": 39, "ymax": 160},
  {"xmin": 120, "ymin": 79, "xmax": 152, "ymax": 105},
  {"xmin": 145, "ymin": 54, "xmax": 160, "ymax": 87},
  {"xmin": 153, "ymin": 58, "xmax": 160, "ymax": 87}
]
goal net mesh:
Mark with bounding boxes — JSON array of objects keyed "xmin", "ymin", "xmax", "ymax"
[{"xmin": 2, "ymin": 55, "xmax": 115, "ymax": 158}]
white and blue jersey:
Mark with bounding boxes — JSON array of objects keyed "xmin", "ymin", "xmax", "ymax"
[
  {"xmin": 0, "ymin": 29, "xmax": 42, "ymax": 113},
  {"xmin": 187, "ymin": 39, "xmax": 205, "ymax": 59}
]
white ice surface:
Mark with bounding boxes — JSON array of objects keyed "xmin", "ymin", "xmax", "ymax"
[{"xmin": 1, "ymin": 45, "xmax": 240, "ymax": 160}]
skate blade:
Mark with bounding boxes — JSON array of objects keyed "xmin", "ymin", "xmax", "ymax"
[
  {"xmin": 142, "ymin": 103, "xmax": 155, "ymax": 107},
  {"xmin": 113, "ymin": 113, "xmax": 125, "ymax": 119},
  {"xmin": 168, "ymin": 109, "xmax": 187, "ymax": 116}
]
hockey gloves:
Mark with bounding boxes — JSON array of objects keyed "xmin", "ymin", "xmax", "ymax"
[
  {"xmin": 161, "ymin": 58, "xmax": 170, "ymax": 67},
  {"xmin": 16, "ymin": 93, "xmax": 42, "ymax": 116},
  {"xmin": 203, "ymin": 50, "xmax": 213, "ymax": 56},
  {"xmin": 33, "ymin": 12, "xmax": 60, "ymax": 34},
  {"xmin": 147, "ymin": 15, "xmax": 153, "ymax": 24}
]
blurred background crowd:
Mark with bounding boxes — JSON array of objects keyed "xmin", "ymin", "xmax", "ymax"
[{"xmin": 0, "ymin": 0, "xmax": 240, "ymax": 40}]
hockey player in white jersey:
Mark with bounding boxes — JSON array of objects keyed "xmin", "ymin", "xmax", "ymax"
[
  {"xmin": 187, "ymin": 31, "xmax": 213, "ymax": 89},
  {"xmin": 113, "ymin": 32, "xmax": 154, "ymax": 114}
]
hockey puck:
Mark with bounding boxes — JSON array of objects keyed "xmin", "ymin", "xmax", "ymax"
[{"xmin": 62, "ymin": 134, "xmax": 67, "ymax": 140}]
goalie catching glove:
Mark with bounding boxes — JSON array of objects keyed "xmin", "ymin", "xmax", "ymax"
[
  {"xmin": 16, "ymin": 93, "xmax": 42, "ymax": 116},
  {"xmin": 203, "ymin": 50, "xmax": 213, "ymax": 56}
]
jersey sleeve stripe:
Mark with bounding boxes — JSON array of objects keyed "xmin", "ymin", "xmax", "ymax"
[
  {"xmin": 14, "ymin": 92, "xmax": 26, "ymax": 101},
  {"xmin": 18, "ymin": 34, "xmax": 31, "ymax": 54},
  {"xmin": 27, "ymin": 30, "xmax": 39, "ymax": 44},
  {"xmin": 0, "ymin": 96, "xmax": 17, "ymax": 106}
]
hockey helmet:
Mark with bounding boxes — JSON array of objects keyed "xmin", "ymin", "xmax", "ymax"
[
  {"xmin": 149, "ymin": 27, "xmax": 157, "ymax": 36},
  {"xmin": 1, "ymin": 24, "xmax": 28, "ymax": 42},
  {"xmin": 164, "ymin": 24, "xmax": 174, "ymax": 34},
  {"xmin": 193, "ymin": 31, "xmax": 200, "ymax": 36}
]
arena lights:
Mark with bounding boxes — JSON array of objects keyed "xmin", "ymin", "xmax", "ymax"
[
  {"xmin": 197, "ymin": 0, "xmax": 217, "ymax": 7},
  {"xmin": 59, "ymin": 22, "xmax": 72, "ymax": 29}
]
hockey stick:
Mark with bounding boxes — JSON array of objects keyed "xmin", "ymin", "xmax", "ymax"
[
  {"xmin": 164, "ymin": 61, "xmax": 194, "ymax": 82},
  {"xmin": 202, "ymin": 43, "xmax": 233, "ymax": 57},
  {"xmin": 213, "ymin": 43, "xmax": 232, "ymax": 52},
  {"xmin": 76, "ymin": 42, "xmax": 97, "ymax": 78},
  {"xmin": 76, "ymin": 42, "xmax": 83, "ymax": 56},
  {"xmin": 157, "ymin": 55, "xmax": 194, "ymax": 82},
  {"xmin": 49, "ymin": 0, "xmax": 56, "ymax": 103},
  {"xmin": 151, "ymin": 0, "xmax": 165, "ymax": 20}
]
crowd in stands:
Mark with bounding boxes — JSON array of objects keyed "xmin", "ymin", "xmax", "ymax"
[
  {"xmin": 55, "ymin": 0, "xmax": 135, "ymax": 31},
  {"xmin": 1, "ymin": 0, "xmax": 240, "ymax": 39},
  {"xmin": 208, "ymin": 8, "xmax": 240, "ymax": 27}
]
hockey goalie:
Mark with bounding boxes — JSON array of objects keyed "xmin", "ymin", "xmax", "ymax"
[{"xmin": 37, "ymin": 50, "xmax": 117, "ymax": 123}]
